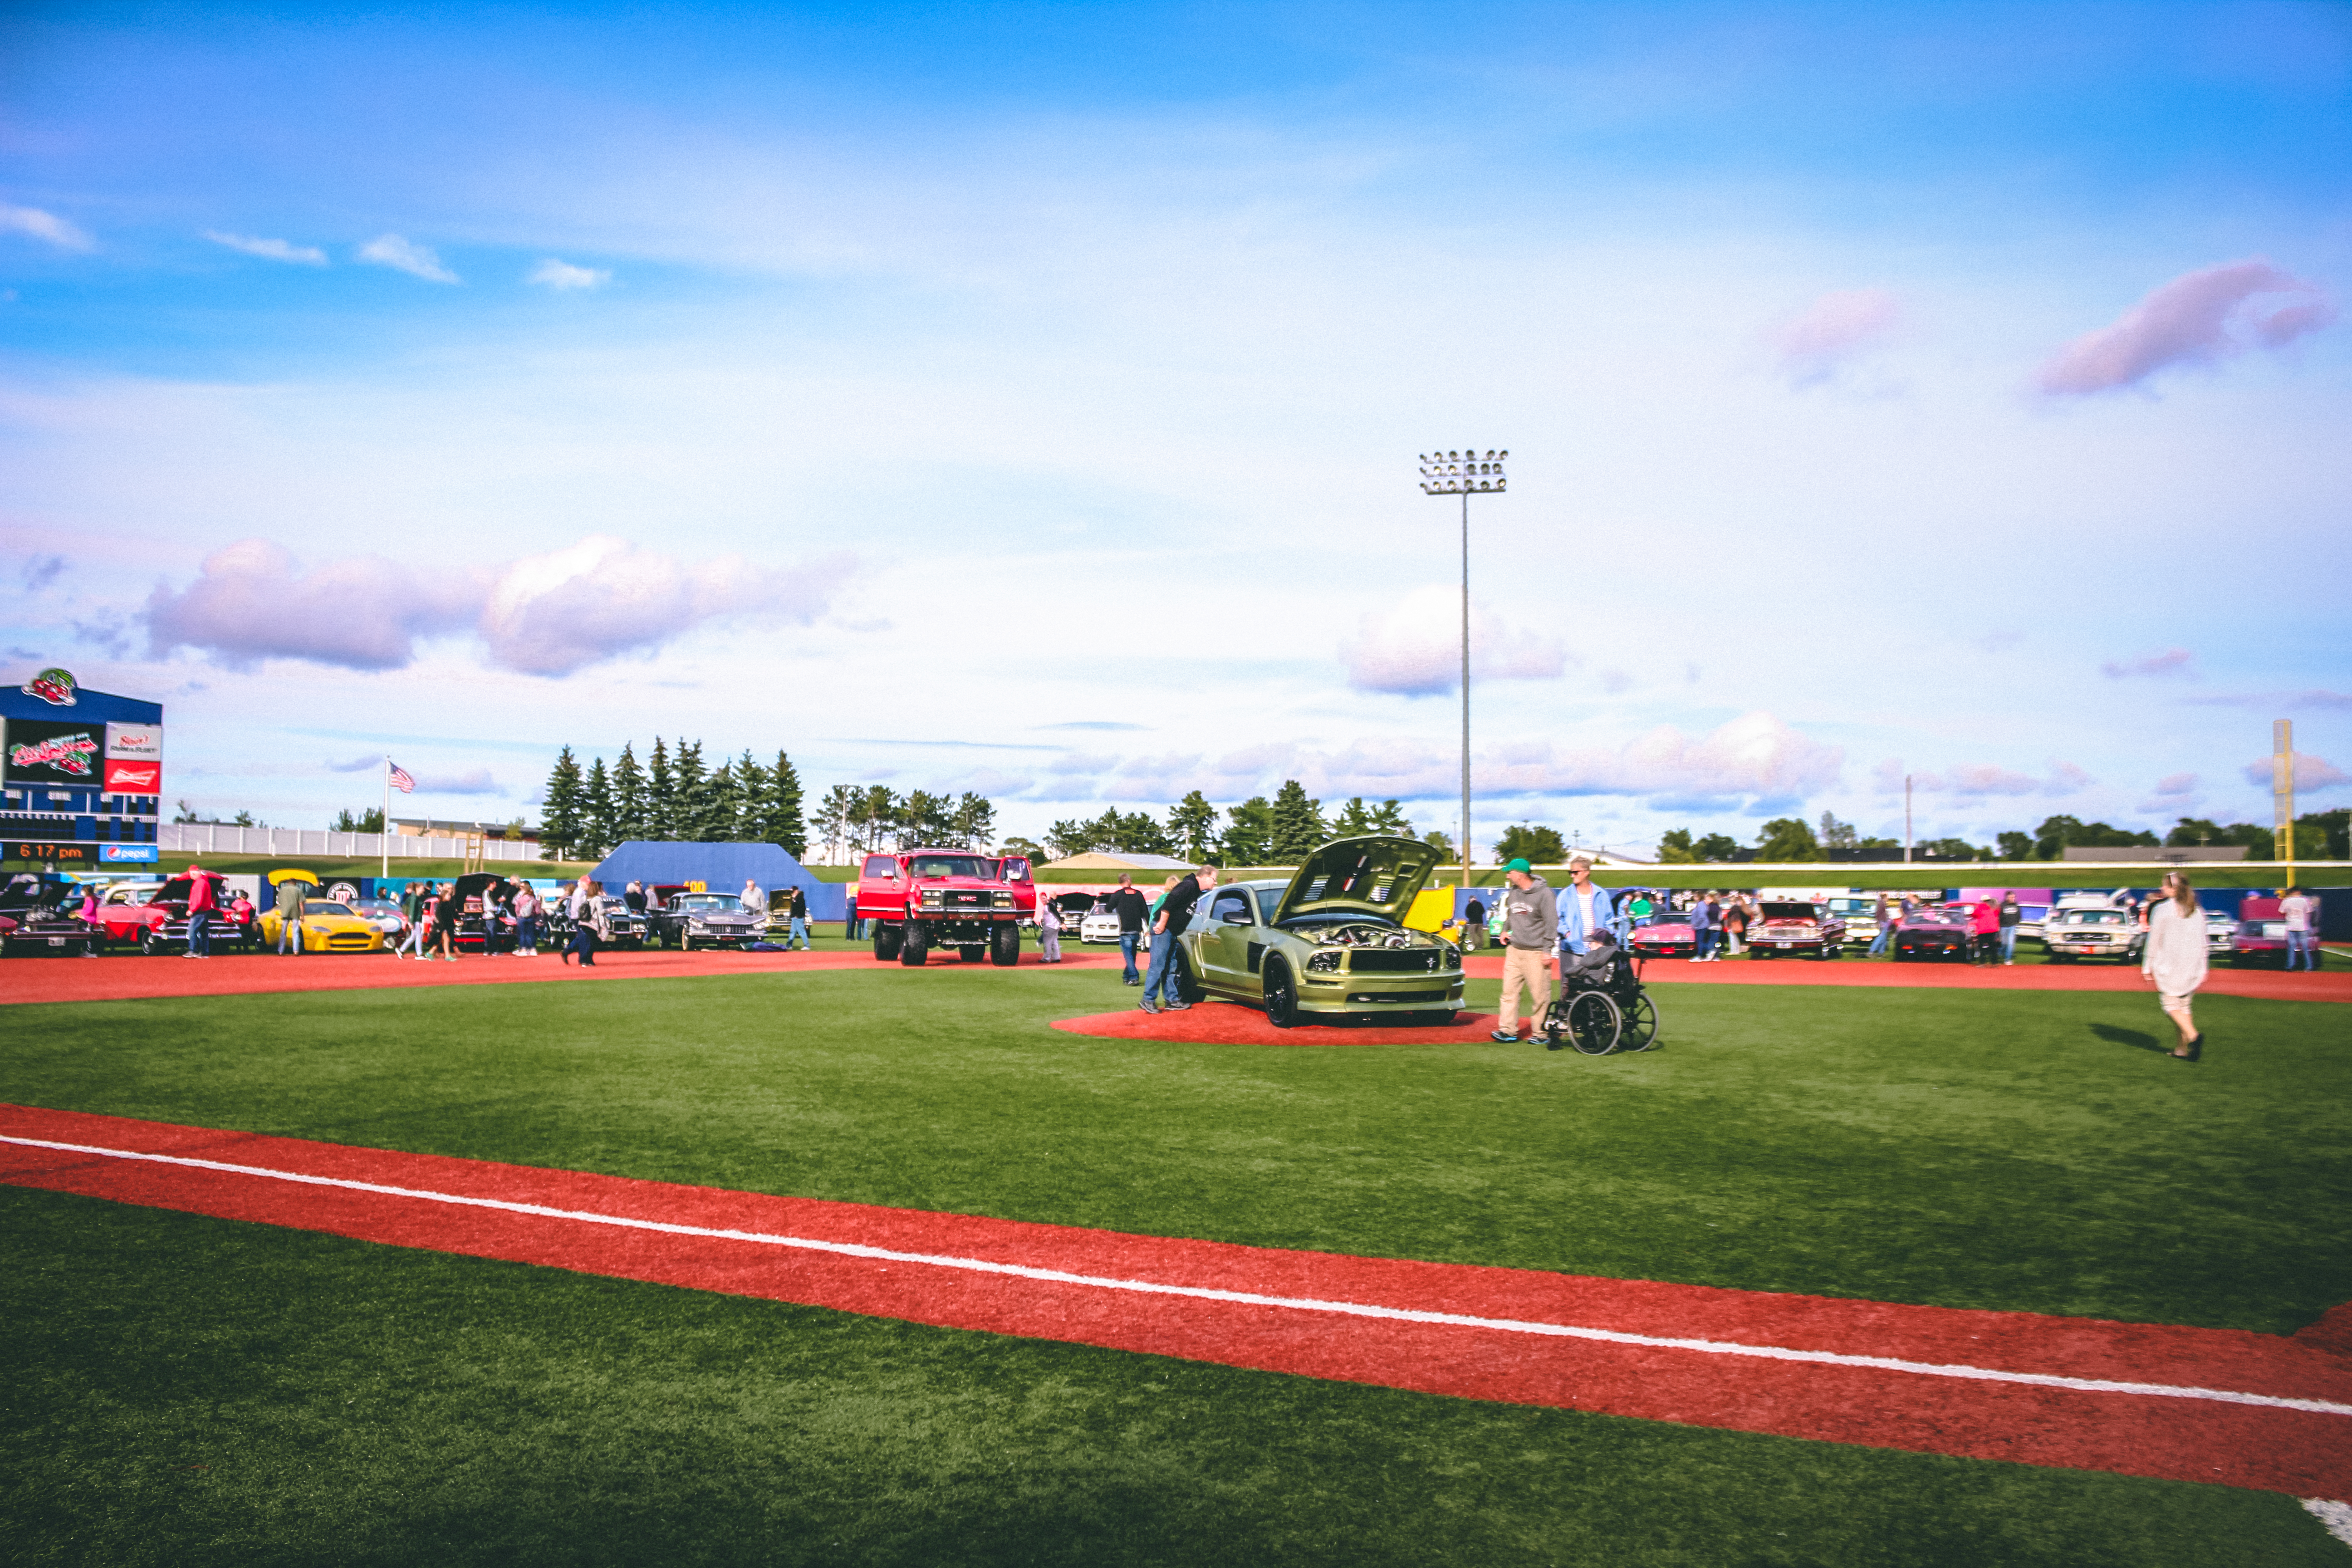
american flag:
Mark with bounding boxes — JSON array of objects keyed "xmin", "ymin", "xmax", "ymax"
[{"xmin": 388, "ymin": 760, "xmax": 416, "ymax": 794}]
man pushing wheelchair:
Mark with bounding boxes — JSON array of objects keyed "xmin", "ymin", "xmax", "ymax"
[{"xmin": 1487, "ymin": 853, "xmax": 1660, "ymax": 1055}]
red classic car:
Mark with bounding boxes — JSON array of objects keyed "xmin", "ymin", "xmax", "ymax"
[
  {"xmin": 1627, "ymin": 904, "xmax": 1700, "ymax": 958},
  {"xmin": 1747, "ymin": 901, "xmax": 1847, "ymax": 960},
  {"xmin": 92, "ymin": 873, "xmax": 252, "ymax": 954},
  {"xmin": 2229, "ymin": 897, "xmax": 2322, "ymax": 969}
]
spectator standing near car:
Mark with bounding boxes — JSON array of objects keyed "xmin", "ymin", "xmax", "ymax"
[
  {"xmin": 1998, "ymin": 892, "xmax": 2022, "ymax": 965},
  {"xmin": 77, "ymin": 881, "xmax": 101, "ymax": 957},
  {"xmin": 1867, "ymin": 895, "xmax": 1895, "ymax": 957},
  {"xmin": 1462, "ymin": 896, "xmax": 1485, "ymax": 952},
  {"xmin": 2281, "ymin": 888, "xmax": 2318, "ymax": 971},
  {"xmin": 1970, "ymin": 897, "xmax": 2000, "ymax": 965},
  {"xmin": 1687, "ymin": 891, "xmax": 1715, "ymax": 961},
  {"xmin": 513, "ymin": 884, "xmax": 541, "ymax": 957},
  {"xmin": 430, "ymin": 882, "xmax": 459, "ymax": 962},
  {"xmin": 395, "ymin": 882, "xmax": 429, "ymax": 959},
  {"xmin": 1720, "ymin": 894, "xmax": 1748, "ymax": 956},
  {"xmin": 274, "ymin": 876, "xmax": 307, "ymax": 956},
  {"xmin": 1036, "ymin": 896, "xmax": 1063, "ymax": 964},
  {"xmin": 1140, "ymin": 866, "xmax": 1215, "ymax": 1014},
  {"xmin": 787, "ymin": 885, "xmax": 811, "ymax": 950},
  {"xmin": 1108, "ymin": 874, "xmax": 1150, "ymax": 985},
  {"xmin": 563, "ymin": 879, "xmax": 602, "ymax": 966},
  {"xmin": 1487, "ymin": 858, "xmax": 1561, "ymax": 1043},
  {"xmin": 740, "ymin": 878, "xmax": 764, "ymax": 916},
  {"xmin": 2142, "ymin": 872, "xmax": 2209, "ymax": 1060},
  {"xmin": 182, "ymin": 864, "xmax": 218, "ymax": 959}
]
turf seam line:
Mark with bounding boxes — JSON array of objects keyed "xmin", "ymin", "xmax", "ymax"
[{"xmin": 10, "ymin": 1132, "xmax": 2350, "ymax": 1420}]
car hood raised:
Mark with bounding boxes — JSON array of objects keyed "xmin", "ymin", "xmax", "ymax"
[{"xmin": 1272, "ymin": 835, "xmax": 1442, "ymax": 928}]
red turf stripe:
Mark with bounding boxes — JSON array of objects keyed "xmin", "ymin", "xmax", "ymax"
[{"xmin": 3, "ymin": 1103, "xmax": 2346, "ymax": 1498}]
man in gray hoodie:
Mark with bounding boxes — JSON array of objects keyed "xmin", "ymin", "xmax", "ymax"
[{"xmin": 1490, "ymin": 858, "xmax": 1559, "ymax": 1043}]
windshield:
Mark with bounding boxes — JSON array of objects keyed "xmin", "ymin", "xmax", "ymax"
[
  {"xmin": 674, "ymin": 894, "xmax": 740, "ymax": 911},
  {"xmin": 2057, "ymin": 911, "xmax": 2124, "ymax": 926},
  {"xmin": 1759, "ymin": 903, "xmax": 1818, "ymax": 920},
  {"xmin": 908, "ymin": 855, "xmax": 991, "ymax": 879},
  {"xmin": 1254, "ymin": 887, "xmax": 1285, "ymax": 923},
  {"xmin": 302, "ymin": 902, "xmax": 353, "ymax": 916}
]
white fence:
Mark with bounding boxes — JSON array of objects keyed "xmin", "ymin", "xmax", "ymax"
[{"xmin": 158, "ymin": 823, "xmax": 545, "ymax": 863}]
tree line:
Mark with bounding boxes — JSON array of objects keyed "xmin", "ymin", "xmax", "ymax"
[
  {"xmin": 1013, "ymin": 786, "xmax": 1427, "ymax": 868},
  {"xmin": 539, "ymin": 740, "xmax": 805, "ymax": 861},
  {"xmin": 1654, "ymin": 809, "xmax": 2351, "ymax": 864}
]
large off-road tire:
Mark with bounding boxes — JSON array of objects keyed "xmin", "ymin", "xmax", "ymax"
[
  {"xmin": 990, "ymin": 924, "xmax": 1021, "ymax": 966},
  {"xmin": 900, "ymin": 921, "xmax": 930, "ymax": 966},
  {"xmin": 1262, "ymin": 958, "xmax": 1298, "ymax": 1028},
  {"xmin": 873, "ymin": 923, "xmax": 903, "ymax": 961}
]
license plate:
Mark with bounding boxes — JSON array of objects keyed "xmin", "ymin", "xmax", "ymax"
[
  {"xmin": 1775, "ymin": 941, "xmax": 1793, "ymax": 948},
  {"xmin": 49, "ymin": 936, "xmax": 66, "ymax": 946}
]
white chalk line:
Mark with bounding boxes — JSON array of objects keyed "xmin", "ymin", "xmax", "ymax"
[
  {"xmin": 7, "ymin": 1132, "xmax": 2349, "ymax": 1420},
  {"xmin": 2307, "ymin": 1498, "xmax": 2352, "ymax": 1549}
]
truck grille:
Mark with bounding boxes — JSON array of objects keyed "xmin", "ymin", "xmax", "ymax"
[
  {"xmin": 1347, "ymin": 990, "xmax": 1450, "ymax": 1003},
  {"xmin": 1348, "ymin": 950, "xmax": 1443, "ymax": 973}
]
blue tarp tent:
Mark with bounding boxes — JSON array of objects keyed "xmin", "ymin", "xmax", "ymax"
[{"xmin": 587, "ymin": 842, "xmax": 846, "ymax": 920}]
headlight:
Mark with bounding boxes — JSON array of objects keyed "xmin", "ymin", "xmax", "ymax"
[
  {"xmin": 1306, "ymin": 951, "xmax": 1342, "ymax": 973},
  {"xmin": 689, "ymin": 918, "xmax": 707, "ymax": 928},
  {"xmin": 1445, "ymin": 947, "xmax": 1460, "ymax": 970},
  {"xmin": 919, "ymin": 891, "xmax": 944, "ymax": 908},
  {"xmin": 992, "ymin": 892, "xmax": 1014, "ymax": 908}
]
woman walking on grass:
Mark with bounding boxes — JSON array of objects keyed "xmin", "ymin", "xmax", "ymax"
[
  {"xmin": 2142, "ymin": 872, "xmax": 2208, "ymax": 1061},
  {"xmin": 1036, "ymin": 895, "xmax": 1063, "ymax": 964}
]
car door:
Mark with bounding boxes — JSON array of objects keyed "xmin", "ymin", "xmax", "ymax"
[{"xmin": 1197, "ymin": 889, "xmax": 1259, "ymax": 994}]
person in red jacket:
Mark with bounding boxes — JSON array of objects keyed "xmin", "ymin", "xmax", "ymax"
[
  {"xmin": 184, "ymin": 863, "xmax": 220, "ymax": 959},
  {"xmin": 1969, "ymin": 897, "xmax": 2000, "ymax": 965}
]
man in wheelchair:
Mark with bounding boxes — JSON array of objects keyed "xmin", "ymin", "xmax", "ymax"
[{"xmin": 1542, "ymin": 928, "xmax": 1663, "ymax": 1055}]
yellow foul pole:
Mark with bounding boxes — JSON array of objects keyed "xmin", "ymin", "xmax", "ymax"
[{"xmin": 2273, "ymin": 719, "xmax": 2296, "ymax": 888}]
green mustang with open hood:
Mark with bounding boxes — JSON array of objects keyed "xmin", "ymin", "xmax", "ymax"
[{"xmin": 1174, "ymin": 835, "xmax": 1465, "ymax": 1027}]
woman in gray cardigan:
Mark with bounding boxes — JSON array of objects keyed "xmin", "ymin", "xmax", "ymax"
[{"xmin": 2141, "ymin": 872, "xmax": 2208, "ymax": 1060}]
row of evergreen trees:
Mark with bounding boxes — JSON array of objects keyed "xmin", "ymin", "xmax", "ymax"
[
  {"xmin": 539, "ymin": 739, "xmax": 805, "ymax": 862},
  {"xmin": 808, "ymin": 785, "xmax": 998, "ymax": 857},
  {"xmin": 1030, "ymin": 785, "xmax": 1425, "ymax": 868}
]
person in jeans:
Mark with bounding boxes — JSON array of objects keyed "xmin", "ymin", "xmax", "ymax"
[
  {"xmin": 1489, "ymin": 859, "xmax": 1561, "ymax": 1042},
  {"xmin": 512, "ymin": 884, "xmax": 541, "ymax": 957},
  {"xmin": 182, "ymin": 864, "xmax": 217, "ymax": 958},
  {"xmin": 274, "ymin": 877, "xmax": 308, "ymax": 955},
  {"xmin": 1687, "ymin": 891, "xmax": 1714, "ymax": 961},
  {"xmin": 1036, "ymin": 896, "xmax": 1063, "ymax": 964},
  {"xmin": 1108, "ymin": 874, "xmax": 1150, "ymax": 985},
  {"xmin": 563, "ymin": 879, "xmax": 601, "ymax": 966},
  {"xmin": 1141, "ymin": 865, "xmax": 1216, "ymax": 1014},
  {"xmin": 395, "ymin": 882, "xmax": 430, "ymax": 958},
  {"xmin": 787, "ymin": 885, "xmax": 811, "ymax": 950},
  {"xmin": 2281, "ymin": 888, "xmax": 2317, "ymax": 970},
  {"xmin": 1998, "ymin": 892, "xmax": 2022, "ymax": 965},
  {"xmin": 1867, "ymin": 895, "xmax": 1895, "ymax": 957}
]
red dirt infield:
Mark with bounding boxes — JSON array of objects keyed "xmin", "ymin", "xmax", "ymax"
[
  {"xmin": 0, "ymin": 947, "xmax": 1119, "ymax": 1006},
  {"xmin": 1461, "ymin": 951, "xmax": 2352, "ymax": 1004},
  {"xmin": 4, "ymin": 1103, "xmax": 2347, "ymax": 1499}
]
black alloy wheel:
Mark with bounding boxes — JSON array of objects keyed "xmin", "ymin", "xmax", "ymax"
[
  {"xmin": 990, "ymin": 923, "xmax": 1021, "ymax": 966},
  {"xmin": 873, "ymin": 924, "xmax": 903, "ymax": 961},
  {"xmin": 142, "ymin": 928, "xmax": 167, "ymax": 957},
  {"xmin": 900, "ymin": 921, "xmax": 931, "ymax": 966},
  {"xmin": 1262, "ymin": 959, "xmax": 1298, "ymax": 1028}
]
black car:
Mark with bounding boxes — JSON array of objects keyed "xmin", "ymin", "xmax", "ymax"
[
  {"xmin": 0, "ymin": 873, "xmax": 100, "ymax": 956},
  {"xmin": 1891, "ymin": 907, "xmax": 1972, "ymax": 962},
  {"xmin": 650, "ymin": 891, "xmax": 764, "ymax": 950}
]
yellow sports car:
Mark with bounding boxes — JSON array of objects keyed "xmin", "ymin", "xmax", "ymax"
[{"xmin": 255, "ymin": 899, "xmax": 387, "ymax": 953}]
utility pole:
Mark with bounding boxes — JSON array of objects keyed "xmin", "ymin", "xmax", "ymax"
[
  {"xmin": 1419, "ymin": 448, "xmax": 1507, "ymax": 893},
  {"xmin": 1904, "ymin": 774, "xmax": 1913, "ymax": 865},
  {"xmin": 2275, "ymin": 720, "xmax": 2297, "ymax": 888}
]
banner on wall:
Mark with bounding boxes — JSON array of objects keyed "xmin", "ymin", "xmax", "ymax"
[
  {"xmin": 103, "ymin": 723, "xmax": 164, "ymax": 794},
  {"xmin": 2, "ymin": 719, "xmax": 105, "ymax": 785}
]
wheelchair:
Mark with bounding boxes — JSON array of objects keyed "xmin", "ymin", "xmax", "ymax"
[{"xmin": 1539, "ymin": 940, "xmax": 1661, "ymax": 1056}]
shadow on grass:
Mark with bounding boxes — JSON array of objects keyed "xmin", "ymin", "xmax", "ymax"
[{"xmin": 2088, "ymin": 1022, "xmax": 2169, "ymax": 1055}]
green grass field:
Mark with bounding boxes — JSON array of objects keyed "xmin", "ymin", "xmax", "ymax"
[{"xmin": 5, "ymin": 961, "xmax": 2349, "ymax": 1564}]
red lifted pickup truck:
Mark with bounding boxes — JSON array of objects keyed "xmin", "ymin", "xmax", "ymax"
[{"xmin": 857, "ymin": 848, "xmax": 1036, "ymax": 966}]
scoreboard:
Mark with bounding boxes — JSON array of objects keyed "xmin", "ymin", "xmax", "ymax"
[{"xmin": 2, "ymin": 667, "xmax": 163, "ymax": 866}]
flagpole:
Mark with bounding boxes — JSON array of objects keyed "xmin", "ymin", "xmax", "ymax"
[{"xmin": 381, "ymin": 755, "xmax": 392, "ymax": 881}]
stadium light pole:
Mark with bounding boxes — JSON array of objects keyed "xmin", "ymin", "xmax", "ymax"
[{"xmin": 1420, "ymin": 448, "xmax": 1507, "ymax": 896}]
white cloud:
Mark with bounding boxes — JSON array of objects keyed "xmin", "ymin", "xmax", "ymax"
[
  {"xmin": 1875, "ymin": 758, "xmax": 2092, "ymax": 797},
  {"xmin": 1, "ymin": 203, "xmax": 94, "ymax": 251},
  {"xmin": 203, "ymin": 230, "xmax": 328, "ymax": 265},
  {"xmin": 1343, "ymin": 586, "xmax": 1567, "ymax": 696},
  {"xmin": 1770, "ymin": 288, "xmax": 1900, "ymax": 386},
  {"xmin": 411, "ymin": 768, "xmax": 500, "ymax": 795},
  {"xmin": 356, "ymin": 233, "xmax": 460, "ymax": 284},
  {"xmin": 2101, "ymin": 647, "xmax": 2197, "ymax": 680},
  {"xmin": 479, "ymin": 534, "xmax": 857, "ymax": 676},
  {"xmin": 2240, "ymin": 751, "xmax": 2349, "ymax": 794},
  {"xmin": 2038, "ymin": 259, "xmax": 2334, "ymax": 397},
  {"xmin": 526, "ymin": 258, "xmax": 610, "ymax": 290},
  {"xmin": 142, "ymin": 534, "xmax": 857, "ymax": 676}
]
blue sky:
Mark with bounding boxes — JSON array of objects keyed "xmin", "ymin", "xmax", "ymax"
[{"xmin": 4, "ymin": 0, "xmax": 2347, "ymax": 855}]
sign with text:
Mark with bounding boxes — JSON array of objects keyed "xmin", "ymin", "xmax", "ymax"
[
  {"xmin": 102, "ymin": 723, "xmax": 163, "ymax": 795},
  {"xmin": 101, "ymin": 844, "xmax": 161, "ymax": 863},
  {"xmin": 3, "ymin": 719, "xmax": 104, "ymax": 785},
  {"xmin": 8, "ymin": 841, "xmax": 97, "ymax": 864}
]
